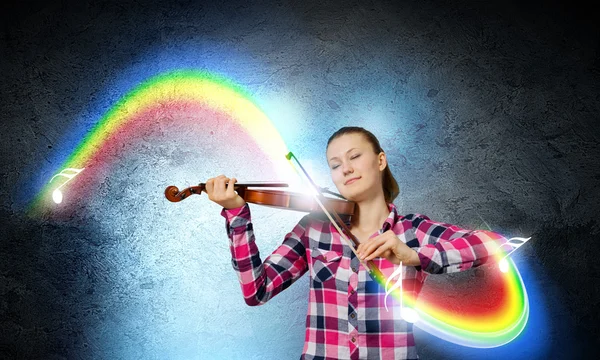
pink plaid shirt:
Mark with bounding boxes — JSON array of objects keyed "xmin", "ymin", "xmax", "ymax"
[{"xmin": 221, "ymin": 203, "xmax": 509, "ymax": 360}]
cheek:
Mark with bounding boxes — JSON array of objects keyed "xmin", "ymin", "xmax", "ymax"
[{"xmin": 331, "ymin": 171, "xmax": 343, "ymax": 185}]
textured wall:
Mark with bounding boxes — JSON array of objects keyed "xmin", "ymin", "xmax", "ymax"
[{"xmin": 1, "ymin": 0, "xmax": 599, "ymax": 359}]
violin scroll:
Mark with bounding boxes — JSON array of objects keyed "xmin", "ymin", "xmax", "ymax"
[{"xmin": 164, "ymin": 185, "xmax": 205, "ymax": 202}]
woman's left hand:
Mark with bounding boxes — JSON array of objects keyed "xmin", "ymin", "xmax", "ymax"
[{"xmin": 356, "ymin": 230, "xmax": 421, "ymax": 266}]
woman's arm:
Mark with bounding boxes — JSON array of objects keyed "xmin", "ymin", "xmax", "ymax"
[
  {"xmin": 221, "ymin": 203, "xmax": 309, "ymax": 306},
  {"xmin": 407, "ymin": 213, "xmax": 511, "ymax": 274}
]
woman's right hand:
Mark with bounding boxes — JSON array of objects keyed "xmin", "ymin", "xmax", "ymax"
[{"xmin": 204, "ymin": 175, "xmax": 247, "ymax": 209}]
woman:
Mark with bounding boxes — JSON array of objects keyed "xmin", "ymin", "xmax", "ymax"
[{"xmin": 205, "ymin": 126, "xmax": 510, "ymax": 360}]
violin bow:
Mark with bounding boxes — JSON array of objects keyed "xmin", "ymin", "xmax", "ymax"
[
  {"xmin": 286, "ymin": 152, "xmax": 417, "ymax": 318},
  {"xmin": 285, "ymin": 152, "xmax": 387, "ymax": 285}
]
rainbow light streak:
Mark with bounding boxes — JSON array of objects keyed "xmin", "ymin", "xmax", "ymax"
[
  {"xmin": 382, "ymin": 247, "xmax": 528, "ymax": 348},
  {"xmin": 27, "ymin": 70, "xmax": 292, "ymax": 215}
]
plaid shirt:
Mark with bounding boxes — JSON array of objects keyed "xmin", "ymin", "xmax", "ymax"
[{"xmin": 221, "ymin": 203, "xmax": 509, "ymax": 360}]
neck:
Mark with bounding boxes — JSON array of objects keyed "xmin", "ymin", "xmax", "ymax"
[{"xmin": 350, "ymin": 193, "xmax": 390, "ymax": 233}]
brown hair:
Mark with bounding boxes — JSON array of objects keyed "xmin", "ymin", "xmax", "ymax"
[{"xmin": 326, "ymin": 126, "xmax": 400, "ymax": 203}]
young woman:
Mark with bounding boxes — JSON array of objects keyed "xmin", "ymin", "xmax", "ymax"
[{"xmin": 204, "ymin": 126, "xmax": 510, "ymax": 360}]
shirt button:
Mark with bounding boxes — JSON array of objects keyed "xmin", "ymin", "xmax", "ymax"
[
  {"xmin": 352, "ymin": 267, "xmax": 358, "ymax": 273},
  {"xmin": 351, "ymin": 313, "xmax": 356, "ymax": 319},
  {"xmin": 351, "ymin": 337, "xmax": 356, "ymax": 343}
]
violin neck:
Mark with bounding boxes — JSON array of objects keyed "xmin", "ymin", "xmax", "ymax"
[{"xmin": 200, "ymin": 181, "xmax": 289, "ymax": 188}]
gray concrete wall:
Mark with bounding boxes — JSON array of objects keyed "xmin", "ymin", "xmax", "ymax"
[{"xmin": 1, "ymin": 0, "xmax": 599, "ymax": 358}]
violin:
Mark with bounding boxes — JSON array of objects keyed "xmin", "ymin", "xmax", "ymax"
[
  {"xmin": 164, "ymin": 182, "xmax": 356, "ymax": 220},
  {"xmin": 164, "ymin": 150, "xmax": 388, "ymax": 286}
]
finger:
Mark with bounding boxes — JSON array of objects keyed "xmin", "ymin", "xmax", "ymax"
[
  {"xmin": 360, "ymin": 237, "xmax": 387, "ymax": 259},
  {"xmin": 216, "ymin": 176, "xmax": 229, "ymax": 193},
  {"xmin": 357, "ymin": 239, "xmax": 376, "ymax": 257},
  {"xmin": 214, "ymin": 174, "xmax": 226, "ymax": 184},
  {"xmin": 366, "ymin": 233, "xmax": 399, "ymax": 259},
  {"xmin": 205, "ymin": 178, "xmax": 215, "ymax": 195},
  {"xmin": 226, "ymin": 177, "xmax": 237, "ymax": 196},
  {"xmin": 215, "ymin": 175, "xmax": 226, "ymax": 187},
  {"xmin": 356, "ymin": 243, "xmax": 365, "ymax": 257},
  {"xmin": 365, "ymin": 242, "xmax": 392, "ymax": 261}
]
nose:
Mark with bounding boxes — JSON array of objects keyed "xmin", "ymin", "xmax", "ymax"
[{"xmin": 342, "ymin": 161, "xmax": 354, "ymax": 176}]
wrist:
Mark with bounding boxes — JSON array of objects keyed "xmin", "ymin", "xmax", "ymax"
[
  {"xmin": 223, "ymin": 197, "xmax": 246, "ymax": 210},
  {"xmin": 396, "ymin": 247, "xmax": 420, "ymax": 266},
  {"xmin": 405, "ymin": 249, "xmax": 420, "ymax": 266}
]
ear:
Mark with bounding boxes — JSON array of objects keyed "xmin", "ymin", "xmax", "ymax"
[{"xmin": 378, "ymin": 152, "xmax": 387, "ymax": 171}]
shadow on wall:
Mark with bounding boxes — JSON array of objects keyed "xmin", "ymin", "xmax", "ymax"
[{"xmin": 0, "ymin": 208, "xmax": 107, "ymax": 358}]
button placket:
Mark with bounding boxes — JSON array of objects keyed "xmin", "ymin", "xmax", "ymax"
[{"xmin": 349, "ymin": 328, "xmax": 359, "ymax": 346}]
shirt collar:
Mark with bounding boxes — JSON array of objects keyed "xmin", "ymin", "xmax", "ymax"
[
  {"xmin": 338, "ymin": 203, "xmax": 400, "ymax": 232},
  {"xmin": 381, "ymin": 202, "xmax": 400, "ymax": 232}
]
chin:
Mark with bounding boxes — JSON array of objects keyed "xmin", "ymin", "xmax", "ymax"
[
  {"xmin": 335, "ymin": 188, "xmax": 353, "ymax": 201},
  {"xmin": 340, "ymin": 188, "xmax": 362, "ymax": 202},
  {"xmin": 343, "ymin": 194, "xmax": 357, "ymax": 202},
  {"xmin": 337, "ymin": 182, "xmax": 366, "ymax": 202}
]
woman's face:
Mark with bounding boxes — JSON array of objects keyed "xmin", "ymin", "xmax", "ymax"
[{"xmin": 326, "ymin": 133, "xmax": 387, "ymax": 202}]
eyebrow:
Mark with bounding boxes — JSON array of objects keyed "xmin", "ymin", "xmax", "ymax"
[{"xmin": 328, "ymin": 148, "xmax": 359, "ymax": 162}]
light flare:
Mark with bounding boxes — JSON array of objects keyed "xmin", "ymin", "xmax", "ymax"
[
  {"xmin": 499, "ymin": 258, "xmax": 510, "ymax": 273},
  {"xmin": 52, "ymin": 189, "xmax": 63, "ymax": 204},
  {"xmin": 48, "ymin": 167, "xmax": 86, "ymax": 205}
]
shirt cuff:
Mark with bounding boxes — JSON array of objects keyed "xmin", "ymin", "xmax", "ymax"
[
  {"xmin": 220, "ymin": 203, "xmax": 250, "ymax": 219},
  {"xmin": 415, "ymin": 246, "xmax": 437, "ymax": 273}
]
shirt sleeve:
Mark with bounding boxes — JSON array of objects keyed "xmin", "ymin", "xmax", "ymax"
[
  {"xmin": 407, "ymin": 213, "xmax": 512, "ymax": 274},
  {"xmin": 220, "ymin": 203, "xmax": 309, "ymax": 306}
]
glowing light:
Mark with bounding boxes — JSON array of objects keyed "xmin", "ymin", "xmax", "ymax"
[
  {"xmin": 502, "ymin": 237, "xmax": 532, "ymax": 258},
  {"xmin": 401, "ymin": 307, "xmax": 419, "ymax": 323},
  {"xmin": 52, "ymin": 189, "xmax": 63, "ymax": 204},
  {"xmin": 384, "ymin": 260, "xmax": 404, "ymax": 312},
  {"xmin": 47, "ymin": 167, "xmax": 85, "ymax": 205},
  {"xmin": 499, "ymin": 258, "xmax": 509, "ymax": 273},
  {"xmin": 497, "ymin": 237, "xmax": 531, "ymax": 274},
  {"xmin": 383, "ymin": 262, "xmax": 419, "ymax": 323}
]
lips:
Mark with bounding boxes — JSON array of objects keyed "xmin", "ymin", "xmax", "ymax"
[{"xmin": 344, "ymin": 177, "xmax": 361, "ymax": 185}]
